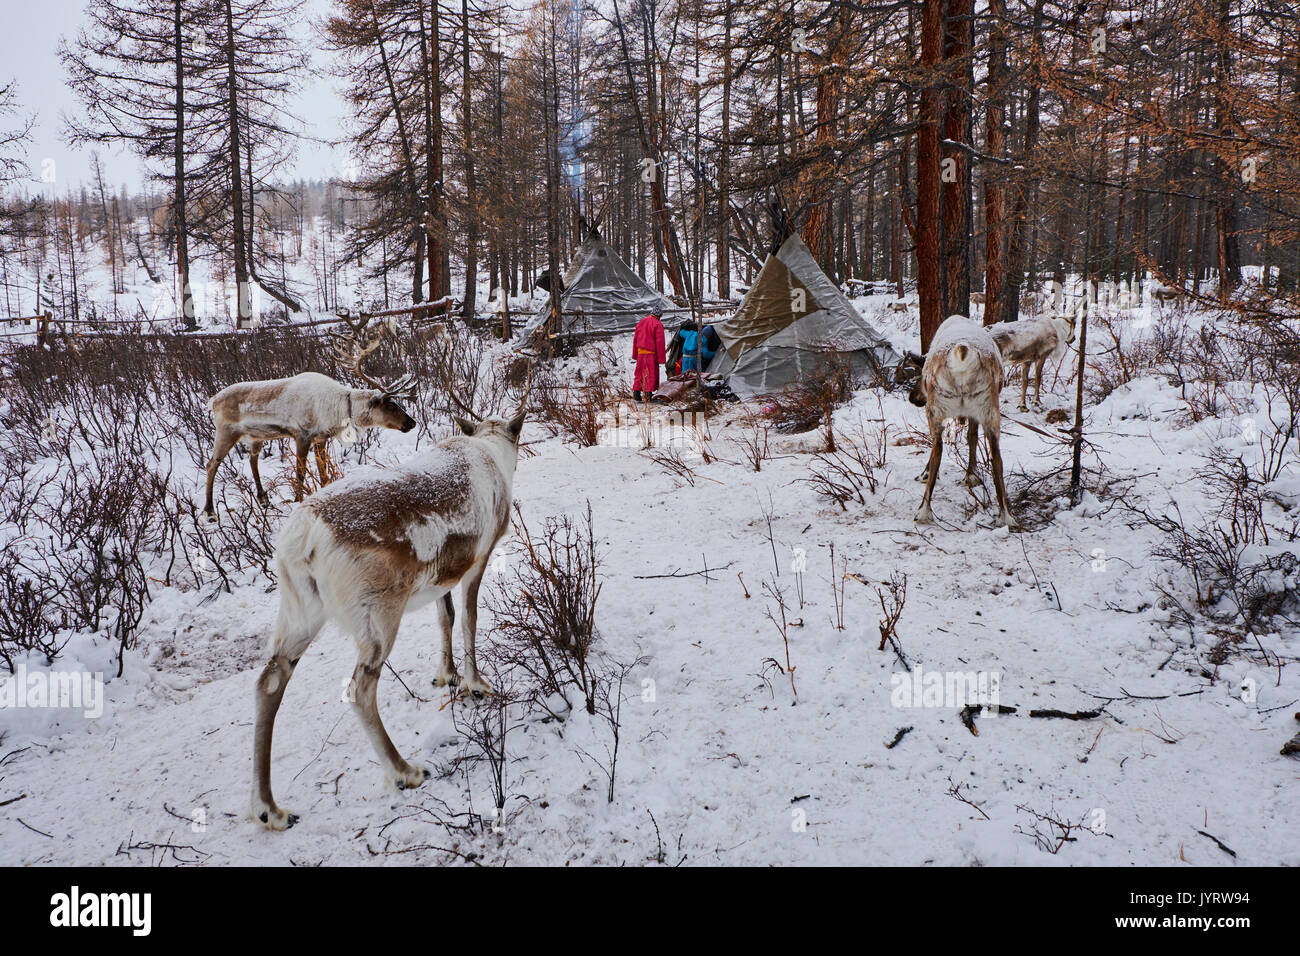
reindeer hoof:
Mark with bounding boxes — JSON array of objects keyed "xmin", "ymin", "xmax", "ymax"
[
  {"xmin": 998, "ymin": 512, "xmax": 1019, "ymax": 529},
  {"xmin": 915, "ymin": 470, "xmax": 929, "ymax": 483},
  {"xmin": 256, "ymin": 493, "xmax": 270, "ymax": 507},
  {"xmin": 201, "ymin": 509, "xmax": 217, "ymax": 524},
  {"xmin": 432, "ymin": 669, "xmax": 461, "ymax": 688},
  {"xmin": 252, "ymin": 800, "xmax": 297, "ymax": 831},
  {"xmin": 394, "ymin": 767, "xmax": 429, "ymax": 791},
  {"xmin": 462, "ymin": 676, "xmax": 494, "ymax": 698},
  {"xmin": 1016, "ymin": 404, "xmax": 1029, "ymax": 413},
  {"xmin": 914, "ymin": 507, "xmax": 935, "ymax": 525},
  {"xmin": 960, "ymin": 473, "xmax": 982, "ymax": 488}
]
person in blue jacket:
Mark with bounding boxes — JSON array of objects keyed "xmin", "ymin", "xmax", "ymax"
[{"xmin": 670, "ymin": 321, "xmax": 722, "ymax": 374}]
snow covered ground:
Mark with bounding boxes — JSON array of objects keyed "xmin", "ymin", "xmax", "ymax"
[{"xmin": 2, "ymin": 294, "xmax": 1298, "ymax": 867}]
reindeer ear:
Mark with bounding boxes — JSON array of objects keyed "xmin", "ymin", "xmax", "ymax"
[
  {"xmin": 507, "ymin": 407, "xmax": 526, "ymax": 441},
  {"xmin": 456, "ymin": 417, "xmax": 478, "ymax": 436}
]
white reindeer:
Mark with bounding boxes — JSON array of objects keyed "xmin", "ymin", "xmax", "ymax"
[
  {"xmin": 904, "ymin": 315, "xmax": 1016, "ymax": 528},
  {"xmin": 250, "ymin": 393, "xmax": 527, "ymax": 830},
  {"xmin": 202, "ymin": 322, "xmax": 416, "ymax": 518},
  {"xmin": 986, "ymin": 313, "xmax": 1075, "ymax": 411}
]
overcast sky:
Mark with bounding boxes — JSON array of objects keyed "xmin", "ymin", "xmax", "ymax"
[{"xmin": 3, "ymin": 0, "xmax": 347, "ymax": 194}]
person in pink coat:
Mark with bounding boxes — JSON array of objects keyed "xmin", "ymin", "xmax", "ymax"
[{"xmin": 632, "ymin": 312, "xmax": 666, "ymax": 402}]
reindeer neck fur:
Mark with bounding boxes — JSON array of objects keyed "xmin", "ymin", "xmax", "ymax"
[{"xmin": 446, "ymin": 427, "xmax": 520, "ymax": 492}]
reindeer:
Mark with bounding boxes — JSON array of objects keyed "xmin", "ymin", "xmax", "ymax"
[
  {"xmin": 202, "ymin": 318, "xmax": 416, "ymax": 519},
  {"xmin": 904, "ymin": 315, "xmax": 1016, "ymax": 528},
  {"xmin": 986, "ymin": 312, "xmax": 1076, "ymax": 412},
  {"xmin": 249, "ymin": 384, "xmax": 528, "ymax": 830}
]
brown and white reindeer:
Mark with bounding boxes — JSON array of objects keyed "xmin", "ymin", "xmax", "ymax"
[
  {"xmin": 249, "ymin": 385, "xmax": 528, "ymax": 830},
  {"xmin": 986, "ymin": 312, "xmax": 1076, "ymax": 412},
  {"xmin": 904, "ymin": 315, "xmax": 1017, "ymax": 528},
  {"xmin": 202, "ymin": 319, "xmax": 416, "ymax": 518}
]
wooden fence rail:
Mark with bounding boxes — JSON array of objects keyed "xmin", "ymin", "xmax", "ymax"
[{"xmin": 0, "ymin": 300, "xmax": 460, "ymax": 350}]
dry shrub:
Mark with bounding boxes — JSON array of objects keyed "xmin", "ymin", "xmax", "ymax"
[
  {"xmin": 763, "ymin": 359, "xmax": 858, "ymax": 450},
  {"xmin": 644, "ymin": 445, "xmax": 699, "ymax": 487},
  {"xmin": 730, "ymin": 406, "xmax": 771, "ymax": 471},
  {"xmin": 802, "ymin": 416, "xmax": 889, "ymax": 509},
  {"xmin": 533, "ymin": 370, "xmax": 604, "ymax": 447},
  {"xmin": 484, "ymin": 503, "xmax": 603, "ymax": 717},
  {"xmin": 0, "ymin": 440, "xmax": 159, "ymax": 675}
]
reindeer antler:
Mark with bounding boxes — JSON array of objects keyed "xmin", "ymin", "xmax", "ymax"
[
  {"xmin": 441, "ymin": 378, "xmax": 484, "ymax": 421},
  {"xmin": 331, "ymin": 315, "xmax": 417, "ymax": 398},
  {"xmin": 420, "ymin": 325, "xmax": 484, "ymax": 421}
]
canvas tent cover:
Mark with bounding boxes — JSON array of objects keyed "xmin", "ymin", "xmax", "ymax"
[
  {"xmin": 709, "ymin": 233, "xmax": 899, "ymax": 397},
  {"xmin": 521, "ymin": 229, "xmax": 673, "ymax": 339}
]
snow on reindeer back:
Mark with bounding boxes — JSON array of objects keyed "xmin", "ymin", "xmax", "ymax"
[
  {"xmin": 928, "ymin": 314, "xmax": 1000, "ymax": 359},
  {"xmin": 309, "ymin": 445, "xmax": 483, "ymax": 557}
]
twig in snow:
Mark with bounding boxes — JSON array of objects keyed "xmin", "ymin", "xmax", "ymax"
[
  {"xmin": 1195, "ymin": 829, "xmax": 1237, "ymax": 858},
  {"xmin": 885, "ymin": 726, "xmax": 913, "ymax": 749},
  {"xmin": 634, "ymin": 558, "xmax": 734, "ymax": 580},
  {"xmin": 960, "ymin": 703, "xmax": 1018, "ymax": 736},
  {"xmin": 16, "ymin": 817, "xmax": 51, "ymax": 838},
  {"xmin": 945, "ymin": 775, "xmax": 990, "ymax": 820},
  {"xmin": 1029, "ymin": 708, "xmax": 1104, "ymax": 720}
]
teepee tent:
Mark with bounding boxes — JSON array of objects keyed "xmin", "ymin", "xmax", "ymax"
[
  {"xmin": 520, "ymin": 227, "xmax": 673, "ymax": 340},
  {"xmin": 709, "ymin": 233, "xmax": 899, "ymax": 397}
]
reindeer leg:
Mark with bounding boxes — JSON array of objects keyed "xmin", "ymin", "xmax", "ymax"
[
  {"xmin": 251, "ymin": 571, "xmax": 325, "ymax": 830},
  {"xmin": 350, "ymin": 612, "xmax": 427, "ymax": 791},
  {"xmin": 293, "ymin": 434, "xmax": 310, "ymax": 501},
  {"xmin": 459, "ymin": 558, "xmax": 494, "ymax": 698},
  {"xmin": 986, "ymin": 424, "xmax": 1018, "ymax": 528},
  {"xmin": 250, "ymin": 656, "xmax": 299, "ymax": 830},
  {"xmin": 961, "ymin": 420, "xmax": 982, "ymax": 487},
  {"xmin": 203, "ymin": 428, "xmax": 238, "ymax": 519},
  {"xmin": 313, "ymin": 439, "xmax": 331, "ymax": 486},
  {"xmin": 248, "ymin": 440, "xmax": 269, "ymax": 506},
  {"xmin": 915, "ymin": 416, "xmax": 944, "ymax": 524},
  {"xmin": 1033, "ymin": 358, "xmax": 1046, "ymax": 410},
  {"xmin": 1018, "ymin": 363, "xmax": 1030, "ymax": 412},
  {"xmin": 432, "ymin": 592, "xmax": 461, "ymax": 687}
]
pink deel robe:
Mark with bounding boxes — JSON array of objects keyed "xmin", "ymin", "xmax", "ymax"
[{"xmin": 632, "ymin": 313, "xmax": 666, "ymax": 394}]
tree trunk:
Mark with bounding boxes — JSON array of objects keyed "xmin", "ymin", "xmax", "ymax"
[
  {"xmin": 460, "ymin": 0, "xmax": 478, "ymax": 319},
  {"xmin": 173, "ymin": 1, "xmax": 194, "ymax": 328},
  {"xmin": 941, "ymin": 0, "xmax": 973, "ymax": 319},
  {"xmin": 718, "ymin": 0, "xmax": 731, "ymax": 299},
  {"xmin": 1213, "ymin": 0, "xmax": 1241, "ymax": 301},
  {"xmin": 982, "ymin": 0, "xmax": 1008, "ymax": 325},
  {"xmin": 917, "ymin": 0, "xmax": 944, "ymax": 350},
  {"xmin": 1005, "ymin": 0, "xmax": 1043, "ymax": 323},
  {"xmin": 224, "ymin": 0, "xmax": 251, "ymax": 327}
]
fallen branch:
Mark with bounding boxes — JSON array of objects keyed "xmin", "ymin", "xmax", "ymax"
[
  {"xmin": 1029, "ymin": 708, "xmax": 1104, "ymax": 721},
  {"xmin": 945, "ymin": 775, "xmax": 990, "ymax": 820},
  {"xmin": 885, "ymin": 726, "xmax": 913, "ymax": 750},
  {"xmin": 634, "ymin": 559, "xmax": 734, "ymax": 580},
  {"xmin": 960, "ymin": 703, "xmax": 1018, "ymax": 736},
  {"xmin": 16, "ymin": 817, "xmax": 52, "ymax": 838},
  {"xmin": 1195, "ymin": 829, "xmax": 1238, "ymax": 858}
]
